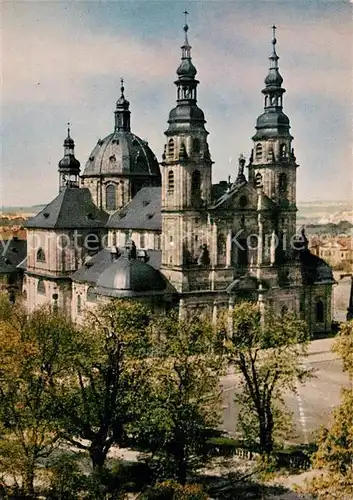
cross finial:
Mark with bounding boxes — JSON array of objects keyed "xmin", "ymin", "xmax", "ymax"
[
  {"xmin": 183, "ymin": 10, "xmax": 189, "ymax": 25},
  {"xmin": 120, "ymin": 77, "xmax": 125, "ymax": 97},
  {"xmin": 272, "ymin": 24, "xmax": 277, "ymax": 44},
  {"xmin": 67, "ymin": 121, "xmax": 71, "ymax": 137}
]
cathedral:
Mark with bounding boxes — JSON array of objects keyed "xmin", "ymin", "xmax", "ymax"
[{"xmin": 21, "ymin": 24, "xmax": 334, "ymax": 335}]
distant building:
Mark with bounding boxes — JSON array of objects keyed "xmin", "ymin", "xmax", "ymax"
[{"xmin": 20, "ymin": 24, "xmax": 335, "ymax": 335}]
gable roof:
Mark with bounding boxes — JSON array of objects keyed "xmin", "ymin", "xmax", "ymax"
[
  {"xmin": 107, "ymin": 186, "xmax": 161, "ymax": 230},
  {"xmin": 26, "ymin": 187, "xmax": 109, "ymax": 229}
]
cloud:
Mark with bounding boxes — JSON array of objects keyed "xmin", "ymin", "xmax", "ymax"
[{"xmin": 1, "ymin": 1, "xmax": 352, "ymax": 206}]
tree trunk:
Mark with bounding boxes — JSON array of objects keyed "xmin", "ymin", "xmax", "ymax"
[
  {"xmin": 23, "ymin": 465, "xmax": 35, "ymax": 498},
  {"xmin": 259, "ymin": 409, "xmax": 274, "ymax": 455},
  {"xmin": 89, "ymin": 441, "xmax": 108, "ymax": 474},
  {"xmin": 175, "ymin": 444, "xmax": 187, "ymax": 485}
]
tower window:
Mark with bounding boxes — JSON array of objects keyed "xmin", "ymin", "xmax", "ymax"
[
  {"xmin": 168, "ymin": 139, "xmax": 175, "ymax": 158},
  {"xmin": 193, "ymin": 137, "xmax": 201, "ymax": 153},
  {"xmin": 168, "ymin": 170, "xmax": 174, "ymax": 194},
  {"xmin": 280, "ymin": 144, "xmax": 287, "ymax": 158},
  {"xmin": 36, "ymin": 248, "xmax": 46, "ymax": 263},
  {"xmin": 255, "ymin": 144, "xmax": 263, "ymax": 160},
  {"xmin": 191, "ymin": 170, "xmax": 201, "ymax": 200},
  {"xmin": 37, "ymin": 279, "xmax": 46, "ymax": 295},
  {"xmin": 279, "ymin": 173, "xmax": 288, "ymax": 192},
  {"xmin": 315, "ymin": 299, "xmax": 324, "ymax": 323},
  {"xmin": 106, "ymin": 184, "xmax": 117, "ymax": 211},
  {"xmin": 255, "ymin": 172, "xmax": 263, "ymax": 188}
]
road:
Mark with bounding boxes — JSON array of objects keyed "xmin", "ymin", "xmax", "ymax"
[{"xmin": 220, "ymin": 338, "xmax": 350, "ymax": 444}]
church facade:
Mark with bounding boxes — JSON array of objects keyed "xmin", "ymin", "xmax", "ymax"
[{"xmin": 22, "ymin": 24, "xmax": 335, "ymax": 335}]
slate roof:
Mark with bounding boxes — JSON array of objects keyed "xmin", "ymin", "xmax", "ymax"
[
  {"xmin": 0, "ymin": 238, "xmax": 27, "ymax": 275},
  {"xmin": 26, "ymin": 187, "xmax": 109, "ymax": 229},
  {"xmin": 71, "ymin": 248, "xmax": 162, "ymax": 285},
  {"xmin": 95, "ymin": 257, "xmax": 167, "ymax": 298},
  {"xmin": 82, "ymin": 131, "xmax": 161, "ymax": 179},
  {"xmin": 107, "ymin": 187, "xmax": 161, "ymax": 230}
]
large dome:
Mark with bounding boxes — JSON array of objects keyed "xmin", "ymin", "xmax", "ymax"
[
  {"xmin": 82, "ymin": 131, "xmax": 160, "ymax": 178},
  {"xmin": 95, "ymin": 257, "xmax": 167, "ymax": 298}
]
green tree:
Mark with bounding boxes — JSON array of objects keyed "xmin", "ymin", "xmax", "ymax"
[
  {"xmin": 49, "ymin": 299, "xmax": 154, "ymax": 473},
  {"xmin": 302, "ymin": 321, "xmax": 353, "ymax": 499},
  {"xmin": 225, "ymin": 302, "xmax": 311, "ymax": 455},
  {"xmin": 0, "ymin": 297, "xmax": 77, "ymax": 496},
  {"xmin": 134, "ymin": 312, "xmax": 224, "ymax": 485}
]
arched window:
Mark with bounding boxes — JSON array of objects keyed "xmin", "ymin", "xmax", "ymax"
[
  {"xmin": 279, "ymin": 173, "xmax": 288, "ymax": 192},
  {"xmin": 37, "ymin": 279, "xmax": 46, "ymax": 295},
  {"xmin": 255, "ymin": 172, "xmax": 263, "ymax": 188},
  {"xmin": 255, "ymin": 144, "xmax": 262, "ymax": 160},
  {"xmin": 168, "ymin": 171, "xmax": 174, "ymax": 194},
  {"xmin": 168, "ymin": 139, "xmax": 175, "ymax": 157},
  {"xmin": 191, "ymin": 170, "xmax": 201, "ymax": 199},
  {"xmin": 87, "ymin": 286, "xmax": 97, "ymax": 303},
  {"xmin": 36, "ymin": 248, "xmax": 46, "ymax": 263},
  {"xmin": 140, "ymin": 233, "xmax": 145, "ymax": 249},
  {"xmin": 193, "ymin": 137, "xmax": 200, "ymax": 153},
  {"xmin": 316, "ymin": 300, "xmax": 324, "ymax": 323},
  {"xmin": 106, "ymin": 184, "xmax": 117, "ymax": 211},
  {"xmin": 77, "ymin": 295, "xmax": 82, "ymax": 314},
  {"xmin": 280, "ymin": 143, "xmax": 287, "ymax": 158}
]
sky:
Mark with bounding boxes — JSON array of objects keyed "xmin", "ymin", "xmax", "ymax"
[{"xmin": 1, "ymin": 0, "xmax": 352, "ymax": 207}]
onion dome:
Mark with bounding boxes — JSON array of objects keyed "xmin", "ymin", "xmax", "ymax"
[
  {"xmin": 58, "ymin": 125, "xmax": 80, "ymax": 172},
  {"xmin": 58, "ymin": 124, "xmax": 81, "ymax": 192},
  {"xmin": 177, "ymin": 24, "xmax": 197, "ymax": 78},
  {"xmin": 252, "ymin": 26, "xmax": 292, "ymax": 140},
  {"xmin": 166, "ymin": 14, "xmax": 206, "ymax": 134}
]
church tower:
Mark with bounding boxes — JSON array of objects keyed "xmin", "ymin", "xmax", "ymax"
[
  {"xmin": 161, "ymin": 16, "xmax": 213, "ymax": 292},
  {"xmin": 58, "ymin": 124, "xmax": 81, "ymax": 192},
  {"xmin": 248, "ymin": 26, "xmax": 298, "ymax": 244}
]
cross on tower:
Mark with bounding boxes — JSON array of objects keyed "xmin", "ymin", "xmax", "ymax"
[
  {"xmin": 272, "ymin": 24, "xmax": 277, "ymax": 43},
  {"xmin": 183, "ymin": 10, "xmax": 189, "ymax": 25}
]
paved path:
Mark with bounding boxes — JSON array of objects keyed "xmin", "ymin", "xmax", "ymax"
[{"xmin": 220, "ymin": 338, "xmax": 349, "ymax": 443}]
